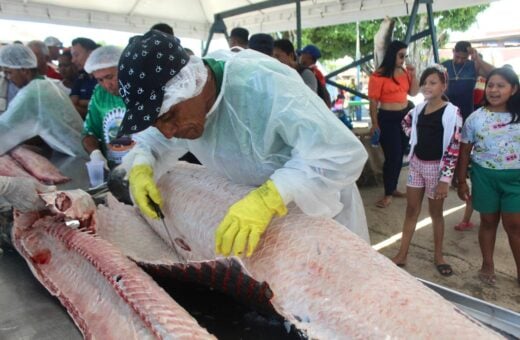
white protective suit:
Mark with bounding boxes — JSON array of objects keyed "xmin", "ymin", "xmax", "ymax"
[
  {"xmin": 0, "ymin": 77, "xmax": 85, "ymax": 157},
  {"xmin": 123, "ymin": 50, "xmax": 370, "ymax": 242}
]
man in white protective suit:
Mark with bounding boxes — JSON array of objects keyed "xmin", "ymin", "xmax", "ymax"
[
  {"xmin": 117, "ymin": 30, "xmax": 369, "ymax": 257},
  {"xmin": 0, "ymin": 44, "xmax": 85, "ymax": 157}
]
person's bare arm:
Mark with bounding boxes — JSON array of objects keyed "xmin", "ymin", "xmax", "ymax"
[
  {"xmin": 369, "ymin": 99, "xmax": 380, "ymax": 135},
  {"xmin": 406, "ymin": 63, "xmax": 420, "ymax": 96},
  {"xmin": 82, "ymin": 135, "xmax": 100, "ymax": 155},
  {"xmin": 70, "ymin": 95, "xmax": 89, "ymax": 119},
  {"xmin": 457, "ymin": 142, "xmax": 473, "ymax": 202},
  {"xmin": 470, "ymin": 48, "xmax": 494, "ymax": 77}
]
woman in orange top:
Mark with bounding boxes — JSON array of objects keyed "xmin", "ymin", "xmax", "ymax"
[{"xmin": 369, "ymin": 40, "xmax": 419, "ymax": 208}]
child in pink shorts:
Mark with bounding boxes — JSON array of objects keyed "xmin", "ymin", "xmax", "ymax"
[{"xmin": 391, "ymin": 65, "xmax": 463, "ymax": 276}]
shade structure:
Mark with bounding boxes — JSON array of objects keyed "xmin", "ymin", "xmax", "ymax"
[{"xmin": 0, "ymin": 0, "xmax": 497, "ymax": 39}]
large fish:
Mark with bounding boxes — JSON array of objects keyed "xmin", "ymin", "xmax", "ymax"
[
  {"xmin": 96, "ymin": 163, "xmax": 500, "ymax": 339},
  {"xmin": 373, "ymin": 16, "xmax": 395, "ymax": 69},
  {"xmin": 11, "ymin": 190, "xmax": 214, "ymax": 340}
]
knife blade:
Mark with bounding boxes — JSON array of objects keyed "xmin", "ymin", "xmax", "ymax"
[{"xmin": 149, "ymin": 199, "xmax": 186, "ymax": 263}]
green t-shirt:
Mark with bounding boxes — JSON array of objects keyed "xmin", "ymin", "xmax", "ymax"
[
  {"xmin": 203, "ymin": 58, "xmax": 225, "ymax": 97},
  {"xmin": 82, "ymin": 84, "xmax": 126, "ymax": 159}
]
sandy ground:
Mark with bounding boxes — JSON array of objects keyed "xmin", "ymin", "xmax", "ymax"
[{"xmin": 360, "ymin": 170, "xmax": 520, "ymax": 313}]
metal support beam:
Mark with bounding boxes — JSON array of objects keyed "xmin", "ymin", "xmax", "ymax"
[
  {"xmin": 202, "ymin": 14, "xmax": 228, "ymax": 56},
  {"xmin": 326, "ymin": 54, "xmax": 374, "ymax": 79},
  {"xmin": 295, "ymin": 0, "xmax": 302, "ymax": 50},
  {"xmin": 327, "ymin": 79, "xmax": 368, "ymax": 100},
  {"xmin": 218, "ymin": 0, "xmax": 296, "ymax": 19},
  {"xmin": 426, "ymin": 1, "xmax": 439, "ymax": 62},
  {"xmin": 203, "ymin": 0, "xmax": 303, "ymax": 56},
  {"xmin": 404, "ymin": 0, "xmax": 420, "ymax": 44}
]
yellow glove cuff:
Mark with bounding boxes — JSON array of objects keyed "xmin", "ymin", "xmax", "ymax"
[
  {"xmin": 128, "ymin": 164, "xmax": 162, "ymax": 219},
  {"xmin": 258, "ymin": 180, "xmax": 288, "ymax": 217}
]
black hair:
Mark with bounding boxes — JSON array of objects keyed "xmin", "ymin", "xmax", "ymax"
[
  {"xmin": 419, "ymin": 66, "xmax": 449, "ymax": 101},
  {"xmin": 483, "ymin": 67, "xmax": 520, "ymax": 124},
  {"xmin": 230, "ymin": 27, "xmax": 249, "ymax": 45},
  {"xmin": 454, "ymin": 41, "xmax": 471, "ymax": 53},
  {"xmin": 273, "ymin": 39, "xmax": 296, "ymax": 61},
  {"xmin": 378, "ymin": 40, "xmax": 407, "ymax": 83},
  {"xmin": 248, "ymin": 33, "xmax": 274, "ymax": 56},
  {"xmin": 71, "ymin": 37, "xmax": 99, "ymax": 52},
  {"xmin": 419, "ymin": 66, "xmax": 447, "ymax": 86},
  {"xmin": 60, "ymin": 50, "xmax": 72, "ymax": 58},
  {"xmin": 151, "ymin": 23, "xmax": 174, "ymax": 36}
]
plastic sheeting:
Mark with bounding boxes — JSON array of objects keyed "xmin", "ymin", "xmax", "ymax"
[{"xmin": 0, "ymin": 78, "xmax": 86, "ymax": 157}]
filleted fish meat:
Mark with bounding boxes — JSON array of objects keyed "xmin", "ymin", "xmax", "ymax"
[
  {"xmin": 9, "ymin": 146, "xmax": 70, "ymax": 184},
  {"xmin": 11, "ymin": 190, "xmax": 214, "ymax": 340}
]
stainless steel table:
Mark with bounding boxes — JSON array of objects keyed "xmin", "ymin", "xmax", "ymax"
[{"xmin": 0, "ymin": 248, "xmax": 82, "ymax": 340}]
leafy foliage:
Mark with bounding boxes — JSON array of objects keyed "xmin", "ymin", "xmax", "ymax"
[{"xmin": 285, "ymin": 5, "xmax": 488, "ymax": 62}]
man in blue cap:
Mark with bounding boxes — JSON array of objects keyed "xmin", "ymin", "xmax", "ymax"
[
  {"xmin": 298, "ymin": 44, "xmax": 331, "ymax": 107},
  {"xmin": 117, "ymin": 30, "xmax": 369, "ymax": 257}
]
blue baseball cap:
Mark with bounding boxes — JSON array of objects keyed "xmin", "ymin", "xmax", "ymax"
[{"xmin": 297, "ymin": 44, "xmax": 321, "ymax": 60}]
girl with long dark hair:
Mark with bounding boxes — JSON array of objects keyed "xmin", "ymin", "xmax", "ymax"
[
  {"xmin": 368, "ymin": 40, "xmax": 419, "ymax": 208},
  {"xmin": 457, "ymin": 67, "xmax": 520, "ymax": 286}
]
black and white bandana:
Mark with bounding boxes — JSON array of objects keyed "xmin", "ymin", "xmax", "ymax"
[{"xmin": 117, "ymin": 29, "xmax": 189, "ymax": 137}]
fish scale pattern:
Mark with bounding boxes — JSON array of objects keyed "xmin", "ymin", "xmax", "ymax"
[
  {"xmin": 13, "ymin": 212, "xmax": 215, "ymax": 340},
  {"xmin": 147, "ymin": 163, "xmax": 501, "ymax": 339}
]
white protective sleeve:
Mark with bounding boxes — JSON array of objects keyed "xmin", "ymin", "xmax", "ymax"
[
  {"xmin": 122, "ymin": 49, "xmax": 369, "ymax": 240},
  {"xmin": 0, "ymin": 79, "xmax": 85, "ymax": 157}
]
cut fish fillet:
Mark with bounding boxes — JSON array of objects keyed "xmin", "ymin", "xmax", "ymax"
[
  {"xmin": 11, "ymin": 192, "xmax": 214, "ymax": 340},
  {"xmin": 0, "ymin": 154, "xmax": 33, "ymax": 178},
  {"xmin": 10, "ymin": 146, "xmax": 70, "ymax": 184}
]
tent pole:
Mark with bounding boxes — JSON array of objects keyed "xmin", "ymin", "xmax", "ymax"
[
  {"xmin": 404, "ymin": 0, "xmax": 420, "ymax": 44},
  {"xmin": 426, "ymin": 1, "xmax": 440, "ymax": 62},
  {"xmin": 296, "ymin": 0, "xmax": 302, "ymax": 50},
  {"xmin": 202, "ymin": 14, "xmax": 228, "ymax": 56}
]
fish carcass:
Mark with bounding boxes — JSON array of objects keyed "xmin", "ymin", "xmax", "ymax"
[
  {"xmin": 11, "ymin": 190, "xmax": 214, "ymax": 340},
  {"xmin": 373, "ymin": 16, "xmax": 396, "ymax": 69},
  {"xmin": 96, "ymin": 163, "xmax": 501, "ymax": 339}
]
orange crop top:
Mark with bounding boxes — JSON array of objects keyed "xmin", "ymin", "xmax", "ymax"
[{"xmin": 368, "ymin": 70, "xmax": 411, "ymax": 103}]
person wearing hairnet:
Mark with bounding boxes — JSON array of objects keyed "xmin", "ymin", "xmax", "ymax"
[
  {"xmin": 118, "ymin": 30, "xmax": 369, "ymax": 257},
  {"xmin": 82, "ymin": 45, "xmax": 130, "ymax": 169},
  {"xmin": 0, "ymin": 44, "xmax": 85, "ymax": 157},
  {"xmin": 0, "ymin": 176, "xmax": 55, "ymax": 212}
]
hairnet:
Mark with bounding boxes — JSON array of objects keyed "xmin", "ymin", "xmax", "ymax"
[
  {"xmin": 84, "ymin": 45, "xmax": 123, "ymax": 74},
  {"xmin": 44, "ymin": 36, "xmax": 63, "ymax": 48},
  {"xmin": 159, "ymin": 56, "xmax": 208, "ymax": 115},
  {"xmin": 0, "ymin": 44, "xmax": 37, "ymax": 69}
]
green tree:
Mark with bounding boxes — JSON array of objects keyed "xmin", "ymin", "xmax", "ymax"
[{"xmin": 285, "ymin": 4, "xmax": 488, "ymax": 65}]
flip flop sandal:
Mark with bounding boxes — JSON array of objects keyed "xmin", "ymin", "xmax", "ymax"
[
  {"xmin": 478, "ymin": 271, "xmax": 496, "ymax": 286},
  {"xmin": 376, "ymin": 198, "xmax": 391, "ymax": 208},
  {"xmin": 454, "ymin": 221, "xmax": 475, "ymax": 231},
  {"xmin": 436, "ymin": 264, "xmax": 453, "ymax": 277}
]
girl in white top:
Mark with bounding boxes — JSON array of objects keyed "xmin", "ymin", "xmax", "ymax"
[{"xmin": 391, "ymin": 65, "xmax": 463, "ymax": 276}]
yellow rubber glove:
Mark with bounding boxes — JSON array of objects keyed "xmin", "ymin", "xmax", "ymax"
[
  {"xmin": 128, "ymin": 164, "xmax": 162, "ymax": 219},
  {"xmin": 215, "ymin": 180, "xmax": 287, "ymax": 257}
]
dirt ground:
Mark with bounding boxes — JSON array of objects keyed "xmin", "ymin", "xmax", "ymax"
[{"xmin": 360, "ymin": 170, "xmax": 520, "ymax": 313}]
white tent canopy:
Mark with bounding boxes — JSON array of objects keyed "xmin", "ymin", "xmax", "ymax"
[{"xmin": 0, "ymin": 0, "xmax": 496, "ymax": 40}]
